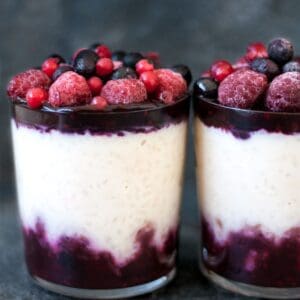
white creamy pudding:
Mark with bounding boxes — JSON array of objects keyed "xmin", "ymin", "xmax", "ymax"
[
  {"xmin": 195, "ymin": 119, "xmax": 300, "ymax": 241},
  {"xmin": 13, "ymin": 121, "xmax": 187, "ymax": 262}
]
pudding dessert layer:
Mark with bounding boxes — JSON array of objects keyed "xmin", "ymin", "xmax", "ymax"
[
  {"xmin": 12, "ymin": 120, "xmax": 187, "ymax": 262},
  {"xmin": 195, "ymin": 118, "xmax": 300, "ymax": 239},
  {"xmin": 194, "ymin": 38, "xmax": 300, "ymax": 293},
  {"xmin": 8, "ymin": 42, "xmax": 191, "ymax": 293},
  {"xmin": 24, "ymin": 221, "xmax": 177, "ymax": 289},
  {"xmin": 202, "ymin": 219, "xmax": 300, "ymax": 287}
]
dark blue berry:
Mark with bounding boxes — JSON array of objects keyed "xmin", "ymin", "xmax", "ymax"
[
  {"xmin": 111, "ymin": 67, "xmax": 138, "ymax": 80},
  {"xmin": 73, "ymin": 49, "xmax": 99, "ymax": 77},
  {"xmin": 112, "ymin": 50, "xmax": 126, "ymax": 61},
  {"xmin": 193, "ymin": 78, "xmax": 218, "ymax": 99},
  {"xmin": 268, "ymin": 38, "xmax": 294, "ymax": 65},
  {"xmin": 283, "ymin": 61, "xmax": 300, "ymax": 73},
  {"xmin": 48, "ymin": 53, "xmax": 65, "ymax": 64},
  {"xmin": 52, "ymin": 64, "xmax": 74, "ymax": 81},
  {"xmin": 123, "ymin": 52, "xmax": 144, "ymax": 68},
  {"xmin": 171, "ymin": 65, "xmax": 192, "ymax": 86},
  {"xmin": 250, "ymin": 58, "xmax": 280, "ymax": 80}
]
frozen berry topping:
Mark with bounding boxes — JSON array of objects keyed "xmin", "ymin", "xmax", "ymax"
[
  {"xmin": 48, "ymin": 71, "xmax": 92, "ymax": 107},
  {"xmin": 154, "ymin": 69, "xmax": 187, "ymax": 104},
  {"xmin": 218, "ymin": 69, "xmax": 268, "ymax": 109},
  {"xmin": 7, "ymin": 42, "xmax": 188, "ymax": 110},
  {"xmin": 7, "ymin": 69, "xmax": 51, "ymax": 99},
  {"xmin": 266, "ymin": 72, "xmax": 300, "ymax": 112},
  {"xmin": 196, "ymin": 37, "xmax": 300, "ymax": 113},
  {"xmin": 101, "ymin": 79, "xmax": 147, "ymax": 104}
]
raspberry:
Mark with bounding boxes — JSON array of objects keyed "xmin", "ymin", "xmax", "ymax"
[
  {"xmin": 266, "ymin": 72, "xmax": 300, "ymax": 112},
  {"xmin": 7, "ymin": 69, "xmax": 51, "ymax": 99},
  {"xmin": 48, "ymin": 71, "xmax": 92, "ymax": 107},
  {"xmin": 211, "ymin": 60, "xmax": 234, "ymax": 82},
  {"xmin": 154, "ymin": 69, "xmax": 187, "ymax": 103},
  {"xmin": 26, "ymin": 88, "xmax": 48, "ymax": 109},
  {"xmin": 101, "ymin": 79, "xmax": 147, "ymax": 104},
  {"xmin": 218, "ymin": 69, "xmax": 268, "ymax": 109}
]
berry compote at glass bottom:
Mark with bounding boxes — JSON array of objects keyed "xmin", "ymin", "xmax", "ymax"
[
  {"xmin": 194, "ymin": 97, "xmax": 300, "ymax": 299},
  {"xmin": 11, "ymin": 95, "xmax": 189, "ymax": 299}
]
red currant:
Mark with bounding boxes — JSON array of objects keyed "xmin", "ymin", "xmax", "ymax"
[
  {"xmin": 140, "ymin": 71, "xmax": 159, "ymax": 93},
  {"xmin": 42, "ymin": 58, "xmax": 58, "ymax": 78},
  {"xmin": 210, "ymin": 60, "xmax": 234, "ymax": 82},
  {"xmin": 246, "ymin": 42, "xmax": 268, "ymax": 61},
  {"xmin": 87, "ymin": 77, "xmax": 103, "ymax": 96},
  {"xmin": 136, "ymin": 59, "xmax": 154, "ymax": 74},
  {"xmin": 26, "ymin": 88, "xmax": 48, "ymax": 109},
  {"xmin": 95, "ymin": 45, "xmax": 112, "ymax": 58},
  {"xmin": 96, "ymin": 58, "xmax": 114, "ymax": 77},
  {"xmin": 91, "ymin": 96, "xmax": 108, "ymax": 110}
]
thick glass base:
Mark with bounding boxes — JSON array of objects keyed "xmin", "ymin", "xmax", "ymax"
[
  {"xmin": 201, "ymin": 265, "xmax": 300, "ymax": 299},
  {"xmin": 32, "ymin": 268, "xmax": 176, "ymax": 299}
]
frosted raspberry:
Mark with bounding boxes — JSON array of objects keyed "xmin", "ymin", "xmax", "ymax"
[
  {"xmin": 266, "ymin": 72, "xmax": 300, "ymax": 112},
  {"xmin": 48, "ymin": 71, "xmax": 92, "ymax": 107},
  {"xmin": 101, "ymin": 79, "xmax": 147, "ymax": 104},
  {"xmin": 7, "ymin": 69, "xmax": 51, "ymax": 100},
  {"xmin": 218, "ymin": 69, "xmax": 268, "ymax": 109},
  {"xmin": 154, "ymin": 69, "xmax": 187, "ymax": 104}
]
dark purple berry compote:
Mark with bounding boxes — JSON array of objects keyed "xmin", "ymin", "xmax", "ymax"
[
  {"xmin": 194, "ymin": 38, "xmax": 300, "ymax": 297},
  {"xmin": 7, "ymin": 42, "xmax": 190, "ymax": 298}
]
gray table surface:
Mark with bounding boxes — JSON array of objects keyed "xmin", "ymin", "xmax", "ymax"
[{"xmin": 0, "ymin": 198, "xmax": 260, "ymax": 300}]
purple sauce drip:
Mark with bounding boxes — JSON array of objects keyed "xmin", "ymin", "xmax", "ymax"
[
  {"xmin": 23, "ymin": 221, "xmax": 177, "ymax": 289},
  {"xmin": 202, "ymin": 218, "xmax": 300, "ymax": 287},
  {"xmin": 194, "ymin": 96, "xmax": 300, "ymax": 139},
  {"xmin": 12, "ymin": 95, "xmax": 190, "ymax": 135}
]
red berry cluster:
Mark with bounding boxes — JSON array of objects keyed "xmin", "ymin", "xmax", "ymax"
[
  {"xmin": 7, "ymin": 41, "xmax": 188, "ymax": 109},
  {"xmin": 197, "ymin": 38, "xmax": 300, "ymax": 112}
]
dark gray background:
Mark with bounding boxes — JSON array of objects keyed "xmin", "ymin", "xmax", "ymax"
[
  {"xmin": 1, "ymin": 0, "xmax": 300, "ymax": 209},
  {"xmin": 0, "ymin": 0, "xmax": 300, "ymax": 299}
]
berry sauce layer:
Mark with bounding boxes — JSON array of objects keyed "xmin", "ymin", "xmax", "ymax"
[
  {"xmin": 24, "ymin": 220, "xmax": 177, "ymax": 289},
  {"xmin": 194, "ymin": 97, "xmax": 300, "ymax": 139},
  {"xmin": 12, "ymin": 95, "xmax": 190, "ymax": 135},
  {"xmin": 202, "ymin": 218, "xmax": 300, "ymax": 288}
]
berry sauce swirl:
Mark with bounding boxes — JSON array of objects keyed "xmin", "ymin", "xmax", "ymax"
[
  {"xmin": 194, "ymin": 96, "xmax": 300, "ymax": 139},
  {"xmin": 12, "ymin": 94, "xmax": 190, "ymax": 135}
]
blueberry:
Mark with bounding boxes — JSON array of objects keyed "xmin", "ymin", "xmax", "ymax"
[
  {"xmin": 111, "ymin": 67, "xmax": 138, "ymax": 80},
  {"xmin": 171, "ymin": 64, "xmax": 192, "ymax": 86},
  {"xmin": 48, "ymin": 53, "xmax": 65, "ymax": 64},
  {"xmin": 250, "ymin": 58, "xmax": 280, "ymax": 80},
  {"xmin": 193, "ymin": 78, "xmax": 218, "ymax": 99},
  {"xmin": 112, "ymin": 50, "xmax": 126, "ymax": 61},
  {"xmin": 123, "ymin": 52, "xmax": 144, "ymax": 68},
  {"xmin": 268, "ymin": 38, "xmax": 294, "ymax": 65},
  {"xmin": 53, "ymin": 64, "xmax": 74, "ymax": 81},
  {"xmin": 283, "ymin": 61, "xmax": 300, "ymax": 73},
  {"xmin": 73, "ymin": 49, "xmax": 99, "ymax": 77}
]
